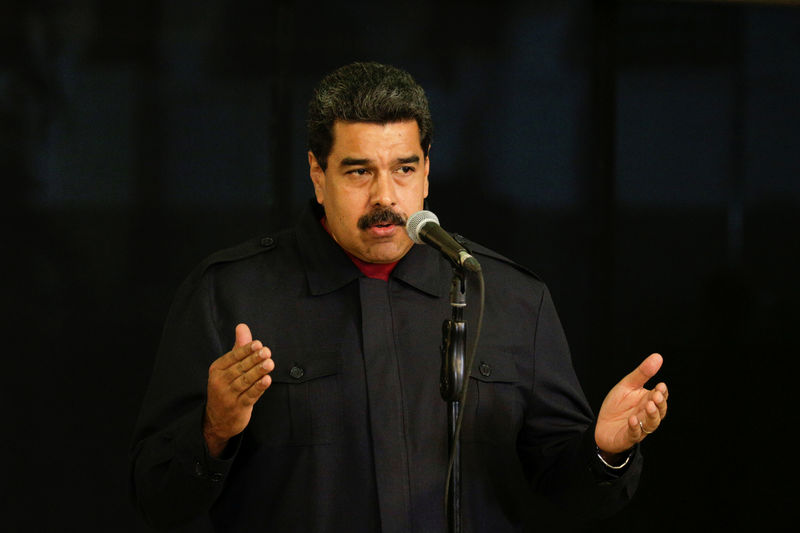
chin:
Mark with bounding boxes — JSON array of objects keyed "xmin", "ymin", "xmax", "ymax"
[{"xmin": 366, "ymin": 243, "xmax": 410, "ymax": 264}]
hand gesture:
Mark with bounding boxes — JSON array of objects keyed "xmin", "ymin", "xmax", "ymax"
[
  {"xmin": 203, "ymin": 324, "xmax": 274, "ymax": 457},
  {"xmin": 595, "ymin": 353, "xmax": 668, "ymax": 456}
]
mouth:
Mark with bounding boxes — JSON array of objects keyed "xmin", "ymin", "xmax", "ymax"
[
  {"xmin": 357, "ymin": 207, "xmax": 407, "ymax": 235},
  {"xmin": 367, "ymin": 222, "xmax": 399, "ymax": 237}
]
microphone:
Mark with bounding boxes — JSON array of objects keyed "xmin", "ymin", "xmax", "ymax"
[{"xmin": 406, "ymin": 210, "xmax": 481, "ymax": 272}]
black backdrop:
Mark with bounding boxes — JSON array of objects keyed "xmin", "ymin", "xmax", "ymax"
[{"xmin": 3, "ymin": 0, "xmax": 799, "ymax": 531}]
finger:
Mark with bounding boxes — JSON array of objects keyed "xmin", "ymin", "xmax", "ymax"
[
  {"xmin": 654, "ymin": 382, "xmax": 669, "ymax": 398},
  {"xmin": 234, "ymin": 323, "xmax": 253, "ymax": 348},
  {"xmin": 229, "ymin": 323, "xmax": 259, "ymax": 365},
  {"xmin": 212, "ymin": 340, "xmax": 263, "ymax": 371},
  {"xmin": 212, "ymin": 323, "xmax": 262, "ymax": 371},
  {"xmin": 651, "ymin": 387, "xmax": 668, "ymax": 419},
  {"xmin": 240, "ymin": 373, "xmax": 272, "ymax": 406},
  {"xmin": 230, "ymin": 348, "xmax": 274, "ymax": 394},
  {"xmin": 620, "ymin": 353, "xmax": 663, "ymax": 390},
  {"xmin": 628, "ymin": 414, "xmax": 642, "ymax": 441},
  {"xmin": 232, "ymin": 345, "xmax": 271, "ymax": 372},
  {"xmin": 228, "ymin": 346, "xmax": 272, "ymax": 383},
  {"xmin": 639, "ymin": 400, "xmax": 662, "ymax": 436}
]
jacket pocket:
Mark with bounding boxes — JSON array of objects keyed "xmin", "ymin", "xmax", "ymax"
[
  {"xmin": 461, "ymin": 352, "xmax": 522, "ymax": 444},
  {"xmin": 250, "ymin": 350, "xmax": 342, "ymax": 446}
]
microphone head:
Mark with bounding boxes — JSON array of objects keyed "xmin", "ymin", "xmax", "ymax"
[{"xmin": 406, "ymin": 210, "xmax": 439, "ymax": 244}]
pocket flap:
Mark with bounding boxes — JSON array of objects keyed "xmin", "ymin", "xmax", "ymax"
[
  {"xmin": 468, "ymin": 352, "xmax": 519, "ymax": 383},
  {"xmin": 271, "ymin": 352, "xmax": 340, "ymax": 384}
]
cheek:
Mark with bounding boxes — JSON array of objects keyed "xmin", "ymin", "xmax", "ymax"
[
  {"xmin": 411, "ymin": 181, "xmax": 428, "ymax": 210},
  {"xmin": 328, "ymin": 195, "xmax": 360, "ymax": 227}
]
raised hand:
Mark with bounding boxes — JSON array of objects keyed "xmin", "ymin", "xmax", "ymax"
[
  {"xmin": 203, "ymin": 324, "xmax": 274, "ymax": 457},
  {"xmin": 595, "ymin": 353, "xmax": 668, "ymax": 458}
]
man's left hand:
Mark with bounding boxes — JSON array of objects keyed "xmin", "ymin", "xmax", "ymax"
[{"xmin": 595, "ymin": 353, "xmax": 669, "ymax": 457}]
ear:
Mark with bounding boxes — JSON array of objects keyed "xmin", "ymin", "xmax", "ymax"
[{"xmin": 308, "ymin": 151, "xmax": 326, "ymax": 205}]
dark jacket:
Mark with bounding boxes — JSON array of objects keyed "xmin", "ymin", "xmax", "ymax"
[{"xmin": 130, "ymin": 203, "xmax": 642, "ymax": 532}]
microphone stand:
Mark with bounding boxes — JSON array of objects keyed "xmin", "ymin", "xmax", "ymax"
[{"xmin": 440, "ymin": 270, "xmax": 467, "ymax": 533}]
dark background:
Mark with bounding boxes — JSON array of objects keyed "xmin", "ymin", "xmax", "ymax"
[{"xmin": 3, "ymin": 0, "xmax": 799, "ymax": 531}]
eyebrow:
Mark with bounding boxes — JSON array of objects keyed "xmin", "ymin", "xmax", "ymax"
[
  {"xmin": 397, "ymin": 155, "xmax": 420, "ymax": 165},
  {"xmin": 338, "ymin": 155, "xmax": 420, "ymax": 167},
  {"xmin": 339, "ymin": 157, "xmax": 371, "ymax": 167}
]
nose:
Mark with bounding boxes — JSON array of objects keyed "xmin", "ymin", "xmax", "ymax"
[{"xmin": 370, "ymin": 171, "xmax": 396, "ymax": 207}]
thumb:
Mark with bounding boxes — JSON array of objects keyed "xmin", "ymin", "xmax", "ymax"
[
  {"xmin": 234, "ymin": 323, "xmax": 253, "ymax": 348},
  {"xmin": 621, "ymin": 353, "xmax": 663, "ymax": 389}
]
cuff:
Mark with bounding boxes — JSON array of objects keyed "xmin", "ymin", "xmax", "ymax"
[
  {"xmin": 174, "ymin": 405, "xmax": 241, "ymax": 485},
  {"xmin": 591, "ymin": 443, "xmax": 640, "ymax": 480}
]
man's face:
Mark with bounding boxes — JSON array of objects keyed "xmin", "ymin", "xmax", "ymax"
[{"xmin": 308, "ymin": 119, "xmax": 430, "ymax": 264}]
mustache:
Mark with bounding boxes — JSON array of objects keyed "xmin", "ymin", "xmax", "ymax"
[{"xmin": 357, "ymin": 206, "xmax": 407, "ymax": 230}]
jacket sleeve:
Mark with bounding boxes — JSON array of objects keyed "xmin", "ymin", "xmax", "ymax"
[
  {"xmin": 516, "ymin": 285, "xmax": 642, "ymax": 522},
  {"xmin": 129, "ymin": 266, "xmax": 240, "ymax": 529}
]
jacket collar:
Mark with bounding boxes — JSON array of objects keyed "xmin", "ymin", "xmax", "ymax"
[
  {"xmin": 296, "ymin": 201, "xmax": 450, "ymax": 298},
  {"xmin": 391, "ymin": 241, "xmax": 451, "ymax": 298}
]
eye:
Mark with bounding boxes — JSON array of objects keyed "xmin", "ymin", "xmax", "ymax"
[
  {"xmin": 397, "ymin": 165, "xmax": 415, "ymax": 175},
  {"xmin": 346, "ymin": 168, "xmax": 370, "ymax": 176}
]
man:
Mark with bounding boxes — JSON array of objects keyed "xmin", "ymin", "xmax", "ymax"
[{"xmin": 131, "ymin": 62, "xmax": 668, "ymax": 532}]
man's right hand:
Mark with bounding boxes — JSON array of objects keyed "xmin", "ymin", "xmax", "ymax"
[{"xmin": 203, "ymin": 323, "xmax": 274, "ymax": 457}]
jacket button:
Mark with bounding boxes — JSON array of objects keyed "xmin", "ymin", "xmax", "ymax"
[
  {"xmin": 260, "ymin": 236, "xmax": 274, "ymax": 247},
  {"xmin": 209, "ymin": 472, "xmax": 224, "ymax": 482},
  {"xmin": 479, "ymin": 362, "xmax": 492, "ymax": 377},
  {"xmin": 289, "ymin": 365, "xmax": 305, "ymax": 379}
]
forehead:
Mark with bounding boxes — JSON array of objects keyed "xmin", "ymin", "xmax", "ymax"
[{"xmin": 329, "ymin": 120, "xmax": 422, "ymax": 155}]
